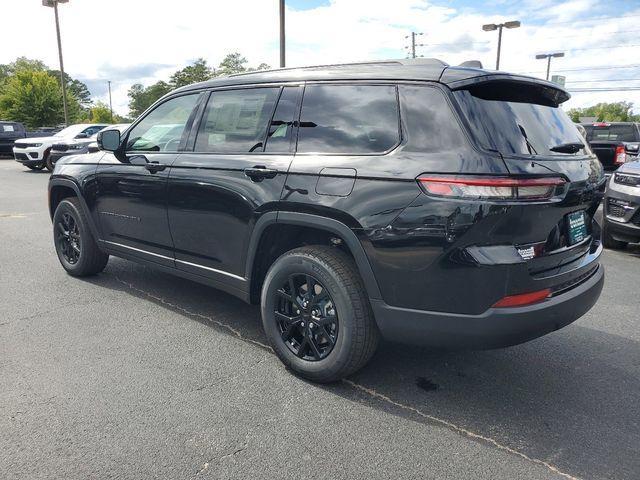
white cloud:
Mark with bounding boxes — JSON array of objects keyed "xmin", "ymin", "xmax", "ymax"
[{"xmin": 1, "ymin": 0, "xmax": 639, "ymax": 116}]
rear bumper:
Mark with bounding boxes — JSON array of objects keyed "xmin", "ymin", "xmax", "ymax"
[{"xmin": 371, "ymin": 263, "xmax": 604, "ymax": 349}]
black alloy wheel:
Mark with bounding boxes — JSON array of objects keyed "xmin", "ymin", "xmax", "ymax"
[
  {"xmin": 275, "ymin": 274, "xmax": 338, "ymax": 361},
  {"xmin": 56, "ymin": 212, "xmax": 81, "ymax": 264}
]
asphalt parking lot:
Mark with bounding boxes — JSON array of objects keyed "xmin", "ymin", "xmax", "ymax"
[{"xmin": 1, "ymin": 157, "xmax": 639, "ymax": 480}]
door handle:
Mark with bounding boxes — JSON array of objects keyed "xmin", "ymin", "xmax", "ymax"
[
  {"xmin": 145, "ymin": 162, "xmax": 167, "ymax": 173},
  {"xmin": 244, "ymin": 166, "xmax": 278, "ymax": 181}
]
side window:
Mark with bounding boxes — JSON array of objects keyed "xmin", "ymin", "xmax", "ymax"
[
  {"xmin": 82, "ymin": 125, "xmax": 104, "ymax": 136},
  {"xmin": 399, "ymin": 85, "xmax": 468, "ymax": 153},
  {"xmin": 194, "ymin": 88, "xmax": 279, "ymax": 153},
  {"xmin": 127, "ymin": 94, "xmax": 199, "ymax": 152},
  {"xmin": 264, "ymin": 86, "xmax": 300, "ymax": 153},
  {"xmin": 297, "ymin": 84, "xmax": 399, "ymax": 154}
]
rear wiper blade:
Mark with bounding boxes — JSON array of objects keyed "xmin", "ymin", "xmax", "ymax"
[{"xmin": 549, "ymin": 142, "xmax": 584, "ymax": 153}]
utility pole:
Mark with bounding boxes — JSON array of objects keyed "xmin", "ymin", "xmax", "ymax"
[
  {"xmin": 107, "ymin": 80, "xmax": 113, "ymax": 122},
  {"xmin": 535, "ymin": 52, "xmax": 565, "ymax": 80},
  {"xmin": 279, "ymin": 0, "xmax": 285, "ymax": 68},
  {"xmin": 404, "ymin": 32, "xmax": 424, "ymax": 59},
  {"xmin": 482, "ymin": 20, "xmax": 521, "ymax": 70},
  {"xmin": 43, "ymin": 0, "xmax": 70, "ymax": 126}
]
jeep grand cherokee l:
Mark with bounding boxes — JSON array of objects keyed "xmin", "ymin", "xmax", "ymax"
[{"xmin": 48, "ymin": 59, "xmax": 605, "ymax": 382}]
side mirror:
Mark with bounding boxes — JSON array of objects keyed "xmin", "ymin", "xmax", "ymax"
[
  {"xmin": 97, "ymin": 129, "xmax": 121, "ymax": 152},
  {"xmin": 75, "ymin": 132, "xmax": 89, "ymax": 139}
]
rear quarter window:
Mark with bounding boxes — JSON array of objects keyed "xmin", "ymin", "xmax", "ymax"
[{"xmin": 398, "ymin": 85, "xmax": 469, "ymax": 153}]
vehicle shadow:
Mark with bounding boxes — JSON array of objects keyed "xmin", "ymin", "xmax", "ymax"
[{"xmin": 83, "ymin": 259, "xmax": 639, "ymax": 480}]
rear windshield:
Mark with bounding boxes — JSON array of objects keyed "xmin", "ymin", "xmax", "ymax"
[
  {"xmin": 454, "ymin": 89, "xmax": 590, "ymax": 157},
  {"xmin": 584, "ymin": 124, "xmax": 637, "ymax": 142}
]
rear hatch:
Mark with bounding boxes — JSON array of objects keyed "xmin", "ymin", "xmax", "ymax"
[
  {"xmin": 583, "ymin": 123, "xmax": 639, "ymax": 170},
  {"xmin": 451, "ymin": 79, "xmax": 605, "ymax": 291}
]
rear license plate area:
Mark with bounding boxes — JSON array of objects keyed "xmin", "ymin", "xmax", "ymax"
[{"xmin": 567, "ymin": 210, "xmax": 588, "ymax": 245}]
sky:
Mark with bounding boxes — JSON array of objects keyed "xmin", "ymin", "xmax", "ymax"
[{"xmin": 2, "ymin": 0, "xmax": 640, "ymax": 117}]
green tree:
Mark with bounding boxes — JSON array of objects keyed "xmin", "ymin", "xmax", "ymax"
[
  {"xmin": 216, "ymin": 52, "xmax": 248, "ymax": 77},
  {"xmin": 0, "ymin": 69, "xmax": 75, "ymax": 128},
  {"xmin": 127, "ymin": 81, "xmax": 172, "ymax": 118},
  {"xmin": 87, "ymin": 101, "xmax": 113, "ymax": 123},
  {"xmin": 568, "ymin": 102, "xmax": 640, "ymax": 123},
  {"xmin": 170, "ymin": 58, "xmax": 214, "ymax": 88}
]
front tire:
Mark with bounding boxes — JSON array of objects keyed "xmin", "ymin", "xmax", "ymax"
[
  {"xmin": 44, "ymin": 149, "xmax": 54, "ymax": 172},
  {"xmin": 26, "ymin": 163, "xmax": 45, "ymax": 171},
  {"xmin": 602, "ymin": 220, "xmax": 627, "ymax": 250},
  {"xmin": 53, "ymin": 198, "xmax": 109, "ymax": 276},
  {"xmin": 261, "ymin": 246, "xmax": 379, "ymax": 383}
]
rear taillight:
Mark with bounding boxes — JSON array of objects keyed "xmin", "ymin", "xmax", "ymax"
[
  {"xmin": 416, "ymin": 175, "xmax": 566, "ymax": 200},
  {"xmin": 492, "ymin": 288, "xmax": 551, "ymax": 308},
  {"xmin": 615, "ymin": 145, "xmax": 627, "ymax": 165}
]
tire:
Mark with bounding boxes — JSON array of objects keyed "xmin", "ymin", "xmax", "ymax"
[
  {"xmin": 26, "ymin": 163, "xmax": 45, "ymax": 171},
  {"xmin": 261, "ymin": 245, "xmax": 379, "ymax": 383},
  {"xmin": 44, "ymin": 149, "xmax": 54, "ymax": 172},
  {"xmin": 53, "ymin": 197, "xmax": 109, "ymax": 276},
  {"xmin": 602, "ymin": 220, "xmax": 627, "ymax": 250}
]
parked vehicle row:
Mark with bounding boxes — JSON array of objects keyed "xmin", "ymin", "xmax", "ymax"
[
  {"xmin": 13, "ymin": 124, "xmax": 109, "ymax": 171},
  {"xmin": 49, "ymin": 59, "xmax": 606, "ymax": 382}
]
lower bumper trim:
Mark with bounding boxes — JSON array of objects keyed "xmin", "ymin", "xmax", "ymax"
[{"xmin": 371, "ymin": 264, "xmax": 604, "ymax": 349}]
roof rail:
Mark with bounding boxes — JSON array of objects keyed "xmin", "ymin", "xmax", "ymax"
[{"xmin": 228, "ymin": 58, "xmax": 449, "ymax": 77}]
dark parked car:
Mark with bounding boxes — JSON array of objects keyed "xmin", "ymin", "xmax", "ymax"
[
  {"xmin": 603, "ymin": 159, "xmax": 640, "ymax": 248},
  {"xmin": 0, "ymin": 121, "xmax": 27, "ymax": 155},
  {"xmin": 582, "ymin": 122, "xmax": 640, "ymax": 171},
  {"xmin": 48, "ymin": 59, "xmax": 605, "ymax": 382}
]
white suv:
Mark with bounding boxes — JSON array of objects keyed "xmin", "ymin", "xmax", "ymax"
[{"xmin": 13, "ymin": 124, "xmax": 108, "ymax": 172}]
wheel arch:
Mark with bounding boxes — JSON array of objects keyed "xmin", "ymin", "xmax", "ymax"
[
  {"xmin": 246, "ymin": 212, "xmax": 382, "ymax": 304},
  {"xmin": 48, "ymin": 178, "xmax": 101, "ymax": 241}
]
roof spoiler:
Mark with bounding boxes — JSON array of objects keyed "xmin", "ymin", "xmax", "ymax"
[{"xmin": 445, "ymin": 73, "xmax": 570, "ymax": 106}]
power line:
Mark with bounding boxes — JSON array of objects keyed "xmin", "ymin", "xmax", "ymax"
[
  {"xmin": 569, "ymin": 87, "xmax": 640, "ymax": 92},
  {"xmin": 568, "ymin": 43, "xmax": 640, "ymax": 52},
  {"xmin": 542, "ymin": 12, "xmax": 640, "ymax": 26},
  {"xmin": 566, "ymin": 78, "xmax": 640, "ymax": 84},
  {"xmin": 542, "ymin": 28, "xmax": 640, "ymax": 40},
  {"xmin": 518, "ymin": 63, "xmax": 640, "ymax": 75}
]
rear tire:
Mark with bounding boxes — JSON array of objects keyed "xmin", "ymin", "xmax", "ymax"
[
  {"xmin": 602, "ymin": 220, "xmax": 627, "ymax": 250},
  {"xmin": 53, "ymin": 198, "xmax": 109, "ymax": 276},
  {"xmin": 261, "ymin": 245, "xmax": 379, "ymax": 383}
]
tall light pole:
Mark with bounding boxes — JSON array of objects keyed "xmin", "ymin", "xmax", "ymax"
[
  {"xmin": 535, "ymin": 52, "xmax": 565, "ymax": 80},
  {"xmin": 482, "ymin": 20, "xmax": 520, "ymax": 70},
  {"xmin": 279, "ymin": 0, "xmax": 285, "ymax": 68},
  {"xmin": 43, "ymin": 0, "xmax": 69, "ymax": 126},
  {"xmin": 107, "ymin": 80, "xmax": 113, "ymax": 122}
]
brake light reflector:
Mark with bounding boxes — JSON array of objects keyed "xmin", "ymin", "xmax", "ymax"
[
  {"xmin": 615, "ymin": 145, "xmax": 627, "ymax": 164},
  {"xmin": 416, "ymin": 175, "xmax": 566, "ymax": 200},
  {"xmin": 492, "ymin": 288, "xmax": 551, "ymax": 308}
]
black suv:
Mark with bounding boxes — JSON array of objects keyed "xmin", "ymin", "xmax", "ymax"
[
  {"xmin": 582, "ymin": 122, "xmax": 640, "ymax": 171},
  {"xmin": 0, "ymin": 121, "xmax": 26, "ymax": 155},
  {"xmin": 48, "ymin": 59, "xmax": 605, "ymax": 382}
]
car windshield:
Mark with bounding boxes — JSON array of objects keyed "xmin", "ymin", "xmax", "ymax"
[
  {"xmin": 54, "ymin": 125, "xmax": 86, "ymax": 138},
  {"xmin": 454, "ymin": 89, "xmax": 590, "ymax": 157},
  {"xmin": 584, "ymin": 124, "xmax": 637, "ymax": 142}
]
